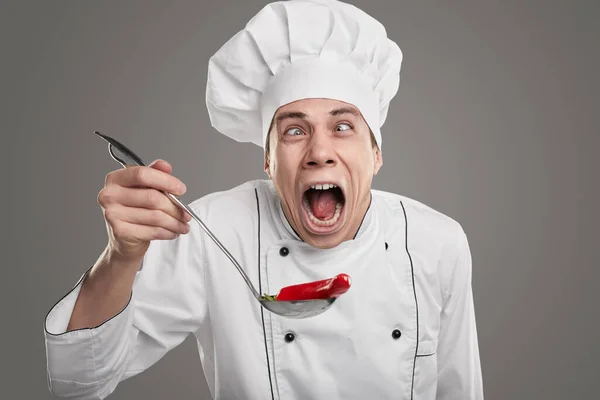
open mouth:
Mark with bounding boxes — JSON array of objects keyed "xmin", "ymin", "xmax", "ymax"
[{"xmin": 301, "ymin": 183, "xmax": 346, "ymax": 230}]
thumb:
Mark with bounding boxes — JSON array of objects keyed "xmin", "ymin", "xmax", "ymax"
[{"xmin": 148, "ymin": 159, "xmax": 173, "ymax": 174}]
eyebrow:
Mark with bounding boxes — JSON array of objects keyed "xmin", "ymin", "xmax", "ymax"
[
  {"xmin": 275, "ymin": 107, "xmax": 360, "ymax": 123},
  {"xmin": 275, "ymin": 111, "xmax": 308, "ymax": 123},
  {"xmin": 329, "ymin": 107, "xmax": 360, "ymax": 117}
]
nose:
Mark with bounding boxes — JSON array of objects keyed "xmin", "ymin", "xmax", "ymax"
[{"xmin": 303, "ymin": 130, "xmax": 337, "ymax": 168}]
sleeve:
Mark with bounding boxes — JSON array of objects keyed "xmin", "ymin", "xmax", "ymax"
[
  {"xmin": 43, "ymin": 210, "xmax": 209, "ymax": 399},
  {"xmin": 435, "ymin": 225, "xmax": 484, "ymax": 400}
]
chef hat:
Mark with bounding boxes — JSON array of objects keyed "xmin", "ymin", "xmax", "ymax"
[{"xmin": 205, "ymin": 0, "xmax": 402, "ymax": 150}]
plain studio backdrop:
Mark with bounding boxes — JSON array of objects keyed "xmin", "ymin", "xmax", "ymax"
[{"xmin": 1, "ymin": 0, "xmax": 598, "ymax": 399}]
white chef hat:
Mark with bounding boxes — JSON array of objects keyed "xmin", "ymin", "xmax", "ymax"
[{"xmin": 205, "ymin": 0, "xmax": 402, "ymax": 150}]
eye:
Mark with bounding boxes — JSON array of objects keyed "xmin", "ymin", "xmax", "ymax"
[
  {"xmin": 285, "ymin": 127, "xmax": 304, "ymax": 136},
  {"xmin": 335, "ymin": 123, "xmax": 352, "ymax": 132}
]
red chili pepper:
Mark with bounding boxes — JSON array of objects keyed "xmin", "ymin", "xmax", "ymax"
[{"xmin": 275, "ymin": 273, "xmax": 351, "ymax": 301}]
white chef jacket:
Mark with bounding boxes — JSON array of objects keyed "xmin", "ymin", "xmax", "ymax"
[{"xmin": 44, "ymin": 179, "xmax": 483, "ymax": 399}]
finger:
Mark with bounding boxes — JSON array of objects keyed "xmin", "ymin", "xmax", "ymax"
[
  {"xmin": 104, "ymin": 187, "xmax": 190, "ymax": 223},
  {"xmin": 113, "ymin": 220, "xmax": 182, "ymax": 241},
  {"xmin": 148, "ymin": 159, "xmax": 173, "ymax": 174},
  {"xmin": 110, "ymin": 204, "xmax": 191, "ymax": 235},
  {"xmin": 110, "ymin": 165, "xmax": 187, "ymax": 195}
]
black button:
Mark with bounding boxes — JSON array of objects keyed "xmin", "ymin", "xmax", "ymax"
[
  {"xmin": 385, "ymin": 242, "xmax": 388, "ymax": 250},
  {"xmin": 285, "ymin": 332, "xmax": 295, "ymax": 342},
  {"xmin": 392, "ymin": 329, "xmax": 401, "ymax": 339},
  {"xmin": 279, "ymin": 247, "xmax": 289, "ymax": 257}
]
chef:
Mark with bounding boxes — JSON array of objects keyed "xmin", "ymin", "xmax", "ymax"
[{"xmin": 44, "ymin": 0, "xmax": 484, "ymax": 399}]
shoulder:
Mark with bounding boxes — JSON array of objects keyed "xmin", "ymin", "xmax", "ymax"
[
  {"xmin": 185, "ymin": 180, "xmax": 281, "ymax": 232},
  {"xmin": 373, "ymin": 189, "xmax": 473, "ymax": 300},
  {"xmin": 187, "ymin": 179, "xmax": 270, "ymax": 218},
  {"xmin": 372, "ymin": 189, "xmax": 466, "ymax": 247}
]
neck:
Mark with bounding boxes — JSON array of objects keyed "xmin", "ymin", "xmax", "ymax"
[{"xmin": 352, "ymin": 192, "xmax": 372, "ymax": 240}]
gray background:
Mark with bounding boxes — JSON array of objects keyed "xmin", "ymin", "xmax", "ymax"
[{"xmin": 1, "ymin": 0, "xmax": 598, "ymax": 399}]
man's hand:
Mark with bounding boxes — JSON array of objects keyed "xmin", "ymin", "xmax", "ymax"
[{"xmin": 97, "ymin": 159, "xmax": 192, "ymax": 261}]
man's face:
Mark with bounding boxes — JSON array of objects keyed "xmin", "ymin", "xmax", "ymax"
[{"xmin": 264, "ymin": 98, "xmax": 383, "ymax": 249}]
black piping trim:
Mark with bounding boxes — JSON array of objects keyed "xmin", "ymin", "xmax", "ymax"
[
  {"xmin": 256, "ymin": 189, "xmax": 275, "ymax": 400},
  {"xmin": 415, "ymin": 353, "xmax": 435, "ymax": 358},
  {"xmin": 43, "ymin": 262, "xmax": 134, "ymax": 336},
  {"xmin": 400, "ymin": 200, "xmax": 419, "ymax": 400}
]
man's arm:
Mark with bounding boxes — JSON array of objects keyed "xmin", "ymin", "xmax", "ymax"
[
  {"xmin": 44, "ymin": 220, "xmax": 208, "ymax": 399},
  {"xmin": 436, "ymin": 226, "xmax": 484, "ymax": 399},
  {"xmin": 66, "ymin": 246, "xmax": 143, "ymax": 332}
]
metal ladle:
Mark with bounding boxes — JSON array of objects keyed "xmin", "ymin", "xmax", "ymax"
[{"xmin": 94, "ymin": 131, "xmax": 337, "ymax": 319}]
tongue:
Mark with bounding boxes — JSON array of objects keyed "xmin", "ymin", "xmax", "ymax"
[{"xmin": 306, "ymin": 190, "xmax": 338, "ymax": 220}]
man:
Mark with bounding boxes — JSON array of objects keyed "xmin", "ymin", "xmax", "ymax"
[{"xmin": 44, "ymin": 0, "xmax": 484, "ymax": 399}]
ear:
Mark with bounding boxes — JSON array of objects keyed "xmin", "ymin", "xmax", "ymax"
[
  {"xmin": 373, "ymin": 146, "xmax": 383, "ymax": 175},
  {"xmin": 264, "ymin": 150, "xmax": 272, "ymax": 178}
]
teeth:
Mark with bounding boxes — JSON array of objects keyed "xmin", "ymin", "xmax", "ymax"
[{"xmin": 309, "ymin": 183, "xmax": 337, "ymax": 190}]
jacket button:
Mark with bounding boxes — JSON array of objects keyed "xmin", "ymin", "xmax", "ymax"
[
  {"xmin": 385, "ymin": 242, "xmax": 388, "ymax": 250},
  {"xmin": 285, "ymin": 332, "xmax": 295, "ymax": 342},
  {"xmin": 392, "ymin": 329, "xmax": 402, "ymax": 339},
  {"xmin": 279, "ymin": 247, "xmax": 289, "ymax": 257}
]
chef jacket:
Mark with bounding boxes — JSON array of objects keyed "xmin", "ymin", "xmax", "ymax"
[{"xmin": 44, "ymin": 179, "xmax": 484, "ymax": 399}]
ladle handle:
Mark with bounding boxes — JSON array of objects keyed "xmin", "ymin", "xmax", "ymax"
[{"xmin": 93, "ymin": 131, "xmax": 262, "ymax": 299}]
